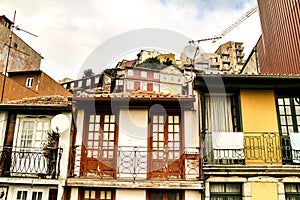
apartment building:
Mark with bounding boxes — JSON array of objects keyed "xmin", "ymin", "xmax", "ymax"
[
  {"xmin": 215, "ymin": 41, "xmax": 245, "ymax": 72},
  {"xmin": 0, "ymin": 96, "xmax": 72, "ymax": 200},
  {"xmin": 194, "ymin": 73, "xmax": 300, "ymax": 199},
  {"xmin": 67, "ymin": 91, "xmax": 202, "ymax": 200}
]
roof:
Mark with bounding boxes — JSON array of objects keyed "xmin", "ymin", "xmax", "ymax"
[
  {"xmin": 3, "ymin": 95, "xmax": 70, "ymax": 106},
  {"xmin": 73, "ymin": 90, "xmax": 196, "ymax": 109},
  {"xmin": 76, "ymin": 90, "xmax": 194, "ymax": 99},
  {"xmin": 118, "ymin": 60, "xmax": 136, "ymax": 69},
  {"xmin": 194, "ymin": 73, "xmax": 300, "ymax": 91}
]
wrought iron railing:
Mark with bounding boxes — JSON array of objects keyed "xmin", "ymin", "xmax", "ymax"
[
  {"xmin": 71, "ymin": 146, "xmax": 200, "ymax": 180},
  {"xmin": 0, "ymin": 147, "xmax": 63, "ymax": 179},
  {"xmin": 203, "ymin": 132, "xmax": 299, "ymax": 165}
]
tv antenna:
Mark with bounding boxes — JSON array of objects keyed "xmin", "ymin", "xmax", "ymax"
[
  {"xmin": 187, "ymin": 5, "xmax": 258, "ymax": 44},
  {"xmin": 0, "ymin": 11, "xmax": 38, "ymax": 102}
]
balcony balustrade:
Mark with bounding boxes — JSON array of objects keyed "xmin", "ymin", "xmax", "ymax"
[
  {"xmin": 71, "ymin": 146, "xmax": 200, "ymax": 180},
  {"xmin": 203, "ymin": 132, "xmax": 299, "ymax": 165},
  {"xmin": 0, "ymin": 147, "xmax": 62, "ymax": 179}
]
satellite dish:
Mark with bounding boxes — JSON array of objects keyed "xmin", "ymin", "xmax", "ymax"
[
  {"xmin": 183, "ymin": 45, "xmax": 200, "ymax": 59},
  {"xmin": 51, "ymin": 114, "xmax": 70, "ymax": 133}
]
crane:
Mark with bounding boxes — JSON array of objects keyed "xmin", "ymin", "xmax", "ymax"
[{"xmin": 188, "ymin": 5, "xmax": 258, "ymax": 44}]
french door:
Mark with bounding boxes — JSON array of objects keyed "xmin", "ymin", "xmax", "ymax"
[
  {"xmin": 148, "ymin": 113, "xmax": 183, "ymax": 178},
  {"xmin": 85, "ymin": 113, "xmax": 117, "ymax": 177}
]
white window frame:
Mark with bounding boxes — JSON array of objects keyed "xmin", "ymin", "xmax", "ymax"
[
  {"xmin": 141, "ymin": 82, "xmax": 147, "ymax": 90},
  {"xmin": 116, "ymin": 79, "xmax": 124, "ymax": 86},
  {"xmin": 13, "ymin": 187, "xmax": 48, "ymax": 200},
  {"xmin": 153, "ymin": 83, "xmax": 160, "ymax": 92},
  {"xmin": 77, "ymin": 80, "xmax": 82, "ymax": 88},
  {"xmin": 127, "ymin": 81, "xmax": 134, "ymax": 90},
  {"xmin": 86, "ymin": 78, "xmax": 91, "ymax": 86},
  {"xmin": 25, "ymin": 77, "xmax": 34, "ymax": 88},
  {"xmin": 127, "ymin": 70, "xmax": 133, "ymax": 77},
  {"xmin": 154, "ymin": 73, "xmax": 159, "ymax": 80},
  {"xmin": 12, "ymin": 115, "xmax": 53, "ymax": 175},
  {"xmin": 141, "ymin": 71, "xmax": 147, "ymax": 78}
]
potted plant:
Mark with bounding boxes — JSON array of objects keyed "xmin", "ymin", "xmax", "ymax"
[{"xmin": 43, "ymin": 131, "xmax": 60, "ymax": 157}]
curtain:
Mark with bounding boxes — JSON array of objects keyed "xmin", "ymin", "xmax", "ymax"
[{"xmin": 206, "ymin": 95, "xmax": 233, "ymax": 132}]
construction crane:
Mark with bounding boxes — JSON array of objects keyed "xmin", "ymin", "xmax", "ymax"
[{"xmin": 188, "ymin": 5, "xmax": 258, "ymax": 44}]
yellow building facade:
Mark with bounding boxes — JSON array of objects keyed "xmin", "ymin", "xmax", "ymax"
[{"xmin": 195, "ymin": 74, "xmax": 300, "ymax": 200}]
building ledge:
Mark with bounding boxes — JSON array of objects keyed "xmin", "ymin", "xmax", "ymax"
[
  {"xmin": 67, "ymin": 178, "xmax": 203, "ymax": 189},
  {"xmin": 203, "ymin": 165, "xmax": 300, "ymax": 176}
]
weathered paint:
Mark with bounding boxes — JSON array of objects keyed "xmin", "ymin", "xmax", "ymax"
[
  {"xmin": 251, "ymin": 182, "xmax": 278, "ymax": 200},
  {"xmin": 0, "ymin": 22, "xmax": 42, "ymax": 72}
]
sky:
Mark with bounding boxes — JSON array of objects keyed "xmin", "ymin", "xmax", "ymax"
[{"xmin": 0, "ymin": 0, "xmax": 262, "ymax": 81}]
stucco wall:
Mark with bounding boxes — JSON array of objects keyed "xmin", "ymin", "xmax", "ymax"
[
  {"xmin": 240, "ymin": 89, "xmax": 279, "ymax": 132},
  {"xmin": 116, "ymin": 189, "xmax": 146, "ymax": 200}
]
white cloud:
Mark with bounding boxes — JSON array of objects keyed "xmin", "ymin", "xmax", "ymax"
[{"xmin": 0, "ymin": 0, "xmax": 261, "ymax": 81}]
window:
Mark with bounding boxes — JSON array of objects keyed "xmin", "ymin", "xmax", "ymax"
[
  {"xmin": 32, "ymin": 192, "xmax": 43, "ymax": 200},
  {"xmin": 285, "ymin": 183, "xmax": 300, "ymax": 200},
  {"xmin": 141, "ymin": 71, "xmax": 147, "ymax": 78},
  {"xmin": 163, "ymin": 75, "xmax": 167, "ymax": 81},
  {"xmin": 116, "ymin": 80, "xmax": 123, "ymax": 86},
  {"xmin": 141, "ymin": 82, "xmax": 147, "ymax": 90},
  {"xmin": 170, "ymin": 75, "xmax": 174, "ymax": 82},
  {"xmin": 203, "ymin": 94, "xmax": 243, "ymax": 164},
  {"xmin": 85, "ymin": 113, "xmax": 117, "ymax": 176},
  {"xmin": 86, "ymin": 79, "xmax": 91, "ymax": 86},
  {"xmin": 127, "ymin": 70, "xmax": 133, "ymax": 77},
  {"xmin": 149, "ymin": 112, "xmax": 182, "ymax": 178},
  {"xmin": 127, "ymin": 81, "xmax": 134, "ymax": 90},
  {"xmin": 82, "ymin": 189, "xmax": 114, "ymax": 200},
  {"xmin": 147, "ymin": 190, "xmax": 183, "ymax": 200},
  {"xmin": 17, "ymin": 117, "xmax": 51, "ymax": 149},
  {"xmin": 177, "ymin": 77, "xmax": 182, "ymax": 83},
  {"xmin": 78, "ymin": 80, "xmax": 82, "ymax": 88},
  {"xmin": 17, "ymin": 191, "xmax": 27, "ymax": 200},
  {"xmin": 16, "ymin": 190, "xmax": 44, "ymax": 200},
  {"xmin": 25, "ymin": 77, "xmax": 34, "ymax": 88},
  {"xmin": 277, "ymin": 96, "xmax": 300, "ymax": 134},
  {"xmin": 204, "ymin": 94, "xmax": 240, "ymax": 132},
  {"xmin": 154, "ymin": 73, "xmax": 159, "ymax": 80},
  {"xmin": 210, "ymin": 183, "xmax": 242, "ymax": 200},
  {"xmin": 153, "ymin": 83, "xmax": 159, "ymax": 92}
]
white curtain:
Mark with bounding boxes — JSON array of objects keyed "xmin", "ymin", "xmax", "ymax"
[{"xmin": 205, "ymin": 95, "xmax": 233, "ymax": 132}]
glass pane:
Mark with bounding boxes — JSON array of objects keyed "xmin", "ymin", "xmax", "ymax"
[
  {"xmin": 153, "ymin": 116, "xmax": 158, "ymax": 123},
  {"xmin": 89, "ymin": 115, "xmax": 94, "ymax": 122},
  {"xmin": 100, "ymin": 191, "xmax": 105, "ymax": 199},
  {"xmin": 226, "ymin": 184, "xmax": 241, "ymax": 192},
  {"xmin": 95, "ymin": 115, "xmax": 101, "ymax": 123},
  {"xmin": 211, "ymin": 184, "xmax": 225, "ymax": 192},
  {"xmin": 107, "ymin": 191, "xmax": 112, "ymax": 199},
  {"xmin": 285, "ymin": 184, "xmax": 297, "ymax": 192},
  {"xmin": 91, "ymin": 190, "xmax": 95, "ymax": 198}
]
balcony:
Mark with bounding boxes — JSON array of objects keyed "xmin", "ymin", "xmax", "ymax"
[
  {"xmin": 71, "ymin": 146, "xmax": 200, "ymax": 180},
  {"xmin": 203, "ymin": 132, "xmax": 300, "ymax": 165},
  {"xmin": 0, "ymin": 147, "xmax": 62, "ymax": 179}
]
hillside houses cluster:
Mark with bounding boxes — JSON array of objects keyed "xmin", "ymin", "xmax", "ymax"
[{"xmin": 0, "ymin": 1, "xmax": 300, "ymax": 199}]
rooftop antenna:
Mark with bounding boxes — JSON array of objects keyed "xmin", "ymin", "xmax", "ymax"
[{"xmin": 0, "ymin": 11, "xmax": 38, "ymax": 102}]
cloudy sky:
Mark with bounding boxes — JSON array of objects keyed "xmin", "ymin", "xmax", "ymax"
[{"xmin": 1, "ymin": 0, "xmax": 261, "ymax": 81}]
